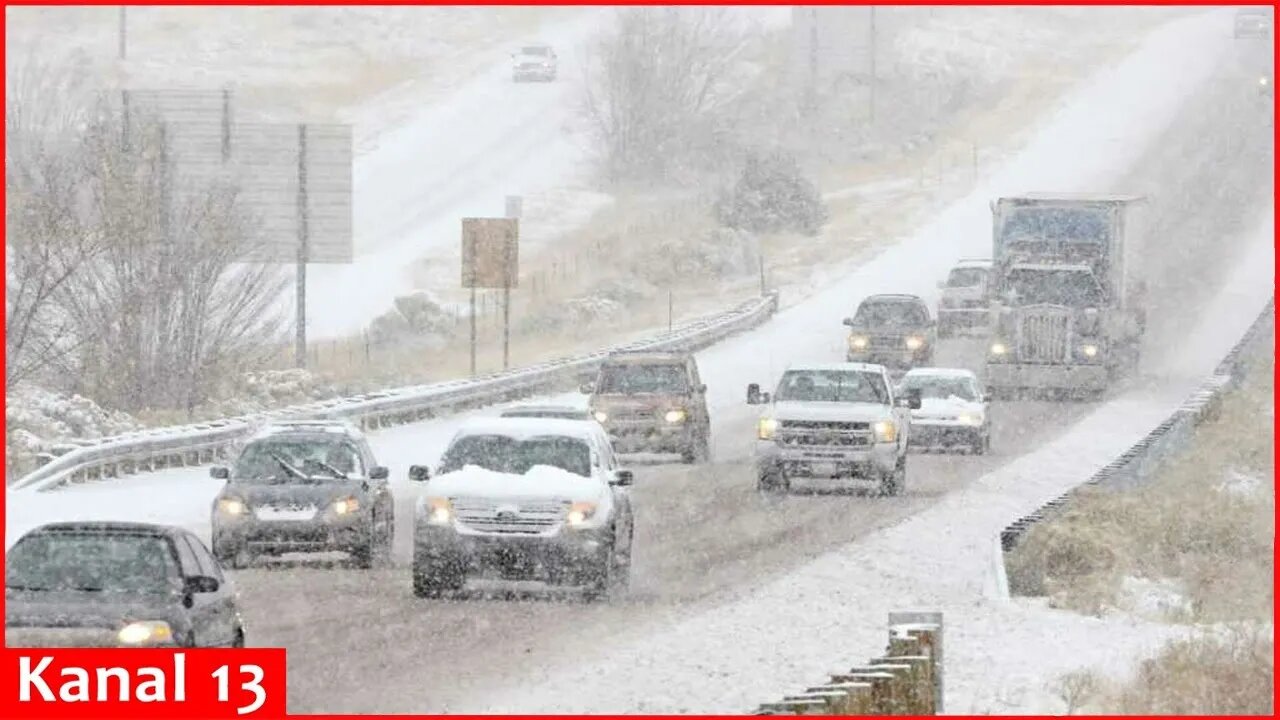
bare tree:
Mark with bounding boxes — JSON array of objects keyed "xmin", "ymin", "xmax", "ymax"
[{"xmin": 583, "ymin": 8, "xmax": 751, "ymax": 186}]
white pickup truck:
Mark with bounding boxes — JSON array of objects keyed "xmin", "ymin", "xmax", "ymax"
[{"xmin": 747, "ymin": 362, "xmax": 920, "ymax": 496}]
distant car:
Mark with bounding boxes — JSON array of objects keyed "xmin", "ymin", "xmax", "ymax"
[
  {"xmin": 582, "ymin": 351, "xmax": 711, "ymax": 463},
  {"xmin": 499, "ymin": 404, "xmax": 593, "ymax": 421},
  {"xmin": 409, "ymin": 417, "xmax": 635, "ymax": 601},
  {"xmin": 936, "ymin": 259, "xmax": 992, "ymax": 337},
  {"xmin": 512, "ymin": 44, "xmax": 557, "ymax": 82},
  {"xmin": 6, "ymin": 522, "xmax": 245, "ymax": 648},
  {"xmin": 1234, "ymin": 8, "xmax": 1269, "ymax": 38},
  {"xmin": 1260, "ymin": 71, "xmax": 1273, "ymax": 98},
  {"xmin": 897, "ymin": 368, "xmax": 991, "ymax": 454},
  {"xmin": 843, "ymin": 294, "xmax": 937, "ymax": 370},
  {"xmin": 209, "ymin": 420, "xmax": 394, "ymax": 569}
]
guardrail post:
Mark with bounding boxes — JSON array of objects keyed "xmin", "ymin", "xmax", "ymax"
[{"xmin": 888, "ymin": 611, "xmax": 943, "ymax": 713}]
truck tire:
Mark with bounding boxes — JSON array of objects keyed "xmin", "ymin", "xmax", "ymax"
[
  {"xmin": 757, "ymin": 468, "xmax": 790, "ymax": 495},
  {"xmin": 681, "ymin": 425, "xmax": 711, "ymax": 464},
  {"xmin": 879, "ymin": 458, "xmax": 906, "ymax": 497},
  {"xmin": 412, "ymin": 556, "xmax": 464, "ymax": 598}
]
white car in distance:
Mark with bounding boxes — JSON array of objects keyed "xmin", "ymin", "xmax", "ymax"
[{"xmin": 897, "ymin": 368, "xmax": 992, "ymax": 454}]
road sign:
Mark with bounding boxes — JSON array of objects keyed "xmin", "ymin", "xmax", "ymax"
[{"xmin": 461, "ymin": 218, "xmax": 519, "ymax": 289}]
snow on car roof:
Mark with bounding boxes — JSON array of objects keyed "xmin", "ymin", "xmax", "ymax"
[
  {"xmin": 1007, "ymin": 262, "xmax": 1096, "ymax": 273},
  {"xmin": 903, "ymin": 367, "xmax": 978, "ymax": 380},
  {"xmin": 785, "ymin": 362, "xmax": 886, "ymax": 374},
  {"xmin": 954, "ymin": 258, "xmax": 992, "ymax": 268},
  {"xmin": 452, "ymin": 417, "xmax": 600, "ymax": 442},
  {"xmin": 250, "ymin": 420, "xmax": 364, "ymax": 442},
  {"xmin": 500, "ymin": 404, "xmax": 587, "ymax": 415}
]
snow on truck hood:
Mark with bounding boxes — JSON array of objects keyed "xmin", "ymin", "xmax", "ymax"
[
  {"xmin": 767, "ymin": 401, "xmax": 893, "ymax": 422},
  {"xmin": 421, "ymin": 464, "xmax": 603, "ymax": 503}
]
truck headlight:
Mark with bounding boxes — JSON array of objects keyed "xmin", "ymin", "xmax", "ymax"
[
  {"xmin": 423, "ymin": 497, "xmax": 453, "ymax": 526},
  {"xmin": 958, "ymin": 412, "xmax": 982, "ymax": 426},
  {"xmin": 117, "ymin": 621, "xmax": 173, "ymax": 646},
  {"xmin": 905, "ymin": 336, "xmax": 924, "ymax": 350},
  {"xmin": 566, "ymin": 501, "xmax": 597, "ymax": 526},
  {"xmin": 757, "ymin": 417, "xmax": 779, "ymax": 440},
  {"xmin": 592, "ymin": 410, "xmax": 608, "ymax": 423},
  {"xmin": 873, "ymin": 420, "xmax": 898, "ymax": 443},
  {"xmin": 1080, "ymin": 343, "xmax": 1099, "ymax": 358},
  {"xmin": 848, "ymin": 335, "xmax": 868, "ymax": 350},
  {"xmin": 989, "ymin": 341, "xmax": 1008, "ymax": 356},
  {"xmin": 217, "ymin": 498, "xmax": 248, "ymax": 516},
  {"xmin": 331, "ymin": 496, "xmax": 359, "ymax": 515},
  {"xmin": 664, "ymin": 408, "xmax": 687, "ymax": 423}
]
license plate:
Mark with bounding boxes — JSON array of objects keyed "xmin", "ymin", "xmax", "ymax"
[
  {"xmin": 809, "ymin": 462, "xmax": 839, "ymax": 477},
  {"xmin": 254, "ymin": 506, "xmax": 317, "ymax": 522}
]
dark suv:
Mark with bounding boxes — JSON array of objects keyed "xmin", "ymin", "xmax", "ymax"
[
  {"xmin": 843, "ymin": 294, "xmax": 937, "ymax": 370},
  {"xmin": 209, "ymin": 420, "xmax": 394, "ymax": 569},
  {"xmin": 581, "ymin": 351, "xmax": 711, "ymax": 463},
  {"xmin": 6, "ymin": 522, "xmax": 245, "ymax": 648}
]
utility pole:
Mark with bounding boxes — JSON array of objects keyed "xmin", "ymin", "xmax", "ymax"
[
  {"xmin": 295, "ymin": 124, "xmax": 309, "ymax": 369},
  {"xmin": 118, "ymin": 6, "xmax": 127, "ymax": 60}
]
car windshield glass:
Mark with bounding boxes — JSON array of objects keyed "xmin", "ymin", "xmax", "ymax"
[
  {"xmin": 1002, "ymin": 269, "xmax": 1103, "ymax": 307},
  {"xmin": 775, "ymin": 370, "xmax": 888, "ymax": 404},
  {"xmin": 901, "ymin": 375, "xmax": 976, "ymax": 401},
  {"xmin": 947, "ymin": 268, "xmax": 986, "ymax": 288},
  {"xmin": 521, "ymin": 46, "xmax": 549, "ymax": 56},
  {"xmin": 233, "ymin": 437, "xmax": 362, "ymax": 482},
  {"xmin": 1003, "ymin": 206, "xmax": 1108, "ymax": 244},
  {"xmin": 439, "ymin": 434, "xmax": 592, "ymax": 477},
  {"xmin": 853, "ymin": 301, "xmax": 927, "ymax": 327},
  {"xmin": 596, "ymin": 363, "xmax": 688, "ymax": 394},
  {"xmin": 6, "ymin": 533, "xmax": 180, "ymax": 594}
]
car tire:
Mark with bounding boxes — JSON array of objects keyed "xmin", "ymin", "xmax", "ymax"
[
  {"xmin": 972, "ymin": 431, "xmax": 989, "ymax": 456},
  {"xmin": 412, "ymin": 556, "xmax": 464, "ymax": 599},
  {"xmin": 581, "ymin": 545, "xmax": 618, "ymax": 602},
  {"xmin": 879, "ymin": 458, "xmax": 906, "ymax": 497},
  {"xmin": 354, "ymin": 512, "xmax": 393, "ymax": 569},
  {"xmin": 216, "ymin": 542, "xmax": 252, "ymax": 570},
  {"xmin": 757, "ymin": 469, "xmax": 789, "ymax": 495},
  {"xmin": 232, "ymin": 629, "xmax": 245, "ymax": 648}
]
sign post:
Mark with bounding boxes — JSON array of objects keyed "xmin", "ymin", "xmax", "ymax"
[{"xmin": 461, "ymin": 218, "xmax": 519, "ymax": 376}]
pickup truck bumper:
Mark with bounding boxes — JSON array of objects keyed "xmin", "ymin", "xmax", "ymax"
[
  {"xmin": 986, "ymin": 363, "xmax": 1108, "ymax": 391},
  {"xmin": 755, "ymin": 440, "xmax": 897, "ymax": 479}
]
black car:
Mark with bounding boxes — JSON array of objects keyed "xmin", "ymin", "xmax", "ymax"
[
  {"xmin": 6, "ymin": 522, "xmax": 245, "ymax": 648},
  {"xmin": 210, "ymin": 421, "xmax": 394, "ymax": 569},
  {"xmin": 843, "ymin": 294, "xmax": 937, "ymax": 370}
]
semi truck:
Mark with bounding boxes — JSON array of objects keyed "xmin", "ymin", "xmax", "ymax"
[{"xmin": 984, "ymin": 194, "xmax": 1147, "ymax": 398}]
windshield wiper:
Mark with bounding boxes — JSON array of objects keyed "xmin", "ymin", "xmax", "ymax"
[
  {"xmin": 6, "ymin": 584, "xmax": 51, "ymax": 591},
  {"xmin": 311, "ymin": 460, "xmax": 348, "ymax": 480},
  {"xmin": 269, "ymin": 452, "xmax": 307, "ymax": 480}
]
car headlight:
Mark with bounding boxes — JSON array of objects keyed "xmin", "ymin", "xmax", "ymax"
[
  {"xmin": 905, "ymin": 336, "xmax": 924, "ymax": 350},
  {"xmin": 217, "ymin": 498, "xmax": 247, "ymax": 516},
  {"xmin": 757, "ymin": 417, "xmax": 779, "ymax": 440},
  {"xmin": 1080, "ymin": 343, "xmax": 1099, "ymax": 358},
  {"xmin": 958, "ymin": 412, "xmax": 982, "ymax": 426},
  {"xmin": 989, "ymin": 341, "xmax": 1008, "ymax": 356},
  {"xmin": 664, "ymin": 408, "xmax": 687, "ymax": 423},
  {"xmin": 422, "ymin": 497, "xmax": 453, "ymax": 526},
  {"xmin": 331, "ymin": 496, "xmax": 359, "ymax": 515},
  {"xmin": 592, "ymin": 410, "xmax": 608, "ymax": 423},
  {"xmin": 873, "ymin": 420, "xmax": 898, "ymax": 443},
  {"xmin": 117, "ymin": 621, "xmax": 173, "ymax": 646},
  {"xmin": 1261, "ymin": 76, "xmax": 1270, "ymax": 87},
  {"xmin": 848, "ymin": 335, "xmax": 869, "ymax": 350},
  {"xmin": 566, "ymin": 501, "xmax": 597, "ymax": 526}
]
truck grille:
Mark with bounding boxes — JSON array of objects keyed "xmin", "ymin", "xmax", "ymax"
[
  {"xmin": 452, "ymin": 498, "xmax": 569, "ymax": 534},
  {"xmin": 1016, "ymin": 309, "xmax": 1072, "ymax": 363},
  {"xmin": 778, "ymin": 420, "xmax": 872, "ymax": 447}
]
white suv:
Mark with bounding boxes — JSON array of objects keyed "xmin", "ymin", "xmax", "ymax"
[
  {"xmin": 409, "ymin": 418, "xmax": 634, "ymax": 601},
  {"xmin": 747, "ymin": 363, "xmax": 920, "ymax": 496}
]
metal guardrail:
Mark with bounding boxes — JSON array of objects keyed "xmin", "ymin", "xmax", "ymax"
[
  {"xmin": 999, "ymin": 297, "xmax": 1274, "ymax": 553},
  {"xmin": 9, "ymin": 292, "xmax": 780, "ymax": 493}
]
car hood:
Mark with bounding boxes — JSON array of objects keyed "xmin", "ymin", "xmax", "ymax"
[
  {"xmin": 422, "ymin": 465, "xmax": 604, "ymax": 505},
  {"xmin": 5, "ymin": 589, "xmax": 179, "ymax": 629},
  {"xmin": 221, "ymin": 480, "xmax": 368, "ymax": 507},
  {"xmin": 847, "ymin": 324, "xmax": 930, "ymax": 335},
  {"xmin": 767, "ymin": 401, "xmax": 893, "ymax": 422},
  {"xmin": 515, "ymin": 54, "xmax": 553, "ymax": 64},
  {"xmin": 912, "ymin": 396, "xmax": 982, "ymax": 418},
  {"xmin": 591, "ymin": 395, "xmax": 687, "ymax": 412}
]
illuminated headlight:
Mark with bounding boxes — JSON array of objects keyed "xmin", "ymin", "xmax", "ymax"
[
  {"xmin": 1261, "ymin": 76, "xmax": 1270, "ymax": 87},
  {"xmin": 664, "ymin": 408, "xmax": 687, "ymax": 424},
  {"xmin": 905, "ymin": 336, "xmax": 924, "ymax": 350},
  {"xmin": 1080, "ymin": 344, "xmax": 1099, "ymax": 358},
  {"xmin": 958, "ymin": 412, "xmax": 983, "ymax": 427},
  {"xmin": 848, "ymin": 335, "xmax": 869, "ymax": 350},
  {"xmin": 117, "ymin": 621, "xmax": 173, "ymax": 646},
  {"xmin": 757, "ymin": 417, "xmax": 779, "ymax": 440},
  {"xmin": 989, "ymin": 341, "xmax": 1008, "ymax": 356},
  {"xmin": 873, "ymin": 420, "xmax": 898, "ymax": 443},
  {"xmin": 592, "ymin": 410, "xmax": 608, "ymax": 423},
  {"xmin": 217, "ymin": 498, "xmax": 247, "ymax": 516},
  {"xmin": 566, "ymin": 501, "xmax": 597, "ymax": 526},
  {"xmin": 331, "ymin": 496, "xmax": 360, "ymax": 515}
]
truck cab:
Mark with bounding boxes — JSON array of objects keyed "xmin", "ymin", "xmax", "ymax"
[
  {"xmin": 581, "ymin": 351, "xmax": 711, "ymax": 463},
  {"xmin": 746, "ymin": 362, "xmax": 920, "ymax": 496},
  {"xmin": 936, "ymin": 258, "xmax": 992, "ymax": 337},
  {"xmin": 843, "ymin": 294, "xmax": 937, "ymax": 370}
]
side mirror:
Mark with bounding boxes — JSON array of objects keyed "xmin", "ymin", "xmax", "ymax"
[
  {"xmin": 579, "ymin": 381, "xmax": 595, "ymax": 394},
  {"xmin": 747, "ymin": 383, "xmax": 762, "ymax": 404},
  {"xmin": 842, "ymin": 317, "xmax": 855, "ymax": 327},
  {"xmin": 907, "ymin": 388, "xmax": 923, "ymax": 410},
  {"xmin": 369, "ymin": 466, "xmax": 389, "ymax": 480},
  {"xmin": 612, "ymin": 469, "xmax": 634, "ymax": 487},
  {"xmin": 408, "ymin": 465, "xmax": 431, "ymax": 482},
  {"xmin": 185, "ymin": 575, "xmax": 219, "ymax": 594},
  {"xmin": 210, "ymin": 466, "xmax": 229, "ymax": 480}
]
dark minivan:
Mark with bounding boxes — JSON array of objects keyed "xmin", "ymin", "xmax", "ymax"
[{"xmin": 843, "ymin": 293, "xmax": 937, "ymax": 370}]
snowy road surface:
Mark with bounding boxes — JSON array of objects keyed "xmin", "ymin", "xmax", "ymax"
[{"xmin": 5, "ymin": 8, "xmax": 1272, "ymax": 715}]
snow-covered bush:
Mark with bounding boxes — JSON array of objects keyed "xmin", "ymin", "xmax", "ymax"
[
  {"xmin": 367, "ymin": 291, "xmax": 456, "ymax": 348},
  {"xmin": 5, "ymin": 385, "xmax": 146, "ymax": 477},
  {"xmin": 715, "ymin": 151, "xmax": 827, "ymax": 236}
]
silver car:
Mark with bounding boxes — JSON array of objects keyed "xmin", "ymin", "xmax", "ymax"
[{"xmin": 512, "ymin": 44, "xmax": 557, "ymax": 82}]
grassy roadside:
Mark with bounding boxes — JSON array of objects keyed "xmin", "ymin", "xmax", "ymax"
[{"xmin": 1007, "ymin": 317, "xmax": 1274, "ymax": 714}]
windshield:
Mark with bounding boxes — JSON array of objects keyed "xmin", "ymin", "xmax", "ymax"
[
  {"xmin": 520, "ymin": 46, "xmax": 550, "ymax": 56},
  {"xmin": 501, "ymin": 409, "xmax": 585, "ymax": 420},
  {"xmin": 6, "ymin": 533, "xmax": 181, "ymax": 594},
  {"xmin": 596, "ymin": 363, "xmax": 688, "ymax": 394},
  {"xmin": 853, "ymin": 301, "xmax": 928, "ymax": 327},
  {"xmin": 1002, "ymin": 268, "xmax": 1103, "ymax": 307},
  {"xmin": 901, "ymin": 375, "xmax": 977, "ymax": 402},
  {"xmin": 947, "ymin": 268, "xmax": 986, "ymax": 288},
  {"xmin": 233, "ymin": 437, "xmax": 363, "ymax": 482},
  {"xmin": 775, "ymin": 370, "xmax": 889, "ymax": 404},
  {"xmin": 1002, "ymin": 206, "xmax": 1108, "ymax": 244},
  {"xmin": 439, "ymin": 434, "xmax": 592, "ymax": 477}
]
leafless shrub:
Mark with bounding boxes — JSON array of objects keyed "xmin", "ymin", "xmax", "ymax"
[{"xmin": 1109, "ymin": 625, "xmax": 1273, "ymax": 715}]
